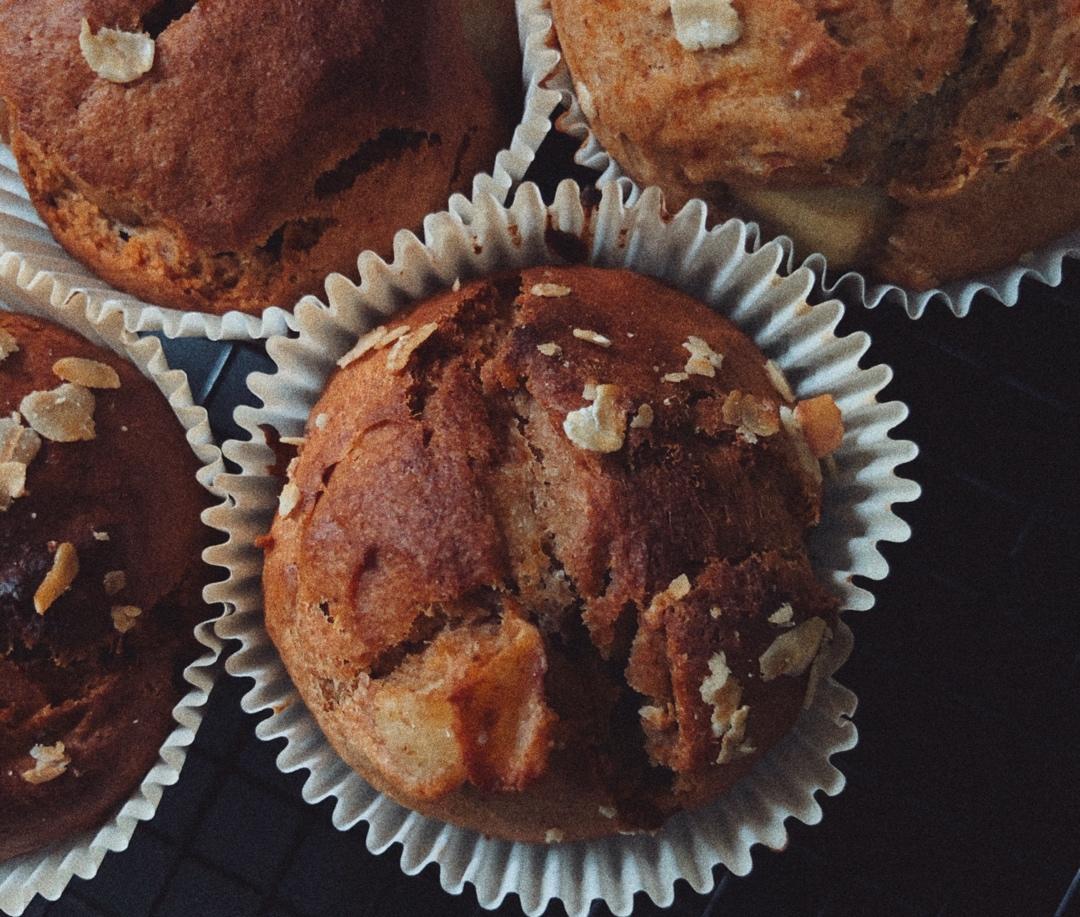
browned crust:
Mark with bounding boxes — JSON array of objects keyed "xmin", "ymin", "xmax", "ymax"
[
  {"xmin": 0, "ymin": 0, "xmax": 519, "ymax": 314},
  {"xmin": 262, "ymin": 266, "xmax": 840, "ymax": 842},
  {"xmin": 551, "ymin": 0, "xmax": 1080, "ymax": 288},
  {"xmin": 0, "ymin": 311, "xmax": 210, "ymax": 861}
]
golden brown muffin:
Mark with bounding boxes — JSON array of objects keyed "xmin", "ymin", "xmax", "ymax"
[
  {"xmin": 551, "ymin": 0, "xmax": 1080, "ymax": 289},
  {"xmin": 0, "ymin": 0, "xmax": 519, "ymax": 315},
  {"xmin": 0, "ymin": 311, "xmax": 209, "ymax": 861},
  {"xmin": 261, "ymin": 266, "xmax": 845, "ymax": 842}
]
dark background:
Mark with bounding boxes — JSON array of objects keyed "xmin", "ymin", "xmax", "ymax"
[{"xmin": 13, "ymin": 133, "xmax": 1080, "ymax": 917}]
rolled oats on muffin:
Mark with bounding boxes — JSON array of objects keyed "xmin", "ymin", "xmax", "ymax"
[
  {"xmin": 550, "ymin": 0, "xmax": 1080, "ymax": 290},
  {"xmin": 0, "ymin": 310, "xmax": 210, "ymax": 861},
  {"xmin": 0, "ymin": 0, "xmax": 520, "ymax": 315},
  {"xmin": 260, "ymin": 265, "xmax": 846, "ymax": 842}
]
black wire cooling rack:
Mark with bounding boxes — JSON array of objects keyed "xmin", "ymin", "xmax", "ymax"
[{"xmin": 10, "ymin": 135, "xmax": 1080, "ymax": 917}]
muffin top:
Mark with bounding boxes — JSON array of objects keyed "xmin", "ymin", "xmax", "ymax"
[
  {"xmin": 0, "ymin": 311, "xmax": 209, "ymax": 861},
  {"xmin": 262, "ymin": 266, "xmax": 844, "ymax": 841},
  {"xmin": 0, "ymin": 0, "xmax": 519, "ymax": 313},
  {"xmin": 552, "ymin": 0, "xmax": 1080, "ymax": 287}
]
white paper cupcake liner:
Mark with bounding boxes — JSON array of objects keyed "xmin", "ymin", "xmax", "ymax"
[
  {"xmin": 0, "ymin": 283, "xmax": 226, "ymax": 917},
  {"xmin": 0, "ymin": 10, "xmax": 561, "ymax": 341},
  {"xmin": 531, "ymin": 0, "xmax": 1080, "ymax": 319},
  {"xmin": 207, "ymin": 178, "xmax": 919, "ymax": 915}
]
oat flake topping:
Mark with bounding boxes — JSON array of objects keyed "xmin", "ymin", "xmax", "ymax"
[
  {"xmin": 52, "ymin": 357, "xmax": 121, "ymax": 390},
  {"xmin": 386, "ymin": 323, "xmax": 438, "ymax": 374},
  {"xmin": 563, "ymin": 384, "xmax": 626, "ymax": 453},
  {"xmin": 0, "ymin": 328, "xmax": 18, "ymax": 363},
  {"xmin": 20, "ymin": 384, "xmax": 96, "ymax": 442},
  {"xmin": 759, "ymin": 616, "xmax": 829, "ymax": 681},
  {"xmin": 79, "ymin": 18, "xmax": 155, "ymax": 84},
  {"xmin": 111, "ymin": 605, "xmax": 143, "ymax": 634},
  {"xmin": 21, "ymin": 741, "xmax": 70, "ymax": 784},
  {"xmin": 683, "ymin": 335, "xmax": 724, "ymax": 377},
  {"xmin": 572, "ymin": 328, "xmax": 613, "ymax": 348},
  {"xmin": 34, "ymin": 542, "xmax": 79, "ymax": 615},
  {"xmin": 669, "ymin": 0, "xmax": 742, "ymax": 51},
  {"xmin": 530, "ymin": 283, "xmax": 572, "ymax": 298}
]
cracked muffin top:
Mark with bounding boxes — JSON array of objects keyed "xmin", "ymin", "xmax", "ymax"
[
  {"xmin": 0, "ymin": 0, "xmax": 519, "ymax": 315},
  {"xmin": 0, "ymin": 311, "xmax": 209, "ymax": 861},
  {"xmin": 552, "ymin": 0, "xmax": 1080, "ymax": 289},
  {"xmin": 261, "ymin": 266, "xmax": 846, "ymax": 841}
]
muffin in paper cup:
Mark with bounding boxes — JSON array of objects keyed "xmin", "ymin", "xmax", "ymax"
[
  {"xmin": 0, "ymin": 3, "xmax": 561, "ymax": 340},
  {"xmin": 206, "ymin": 179, "xmax": 918, "ymax": 916},
  {"xmin": 531, "ymin": 0, "xmax": 1080, "ymax": 319},
  {"xmin": 0, "ymin": 280, "xmax": 225, "ymax": 917}
]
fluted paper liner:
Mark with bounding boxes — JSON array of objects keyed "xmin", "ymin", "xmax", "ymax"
[
  {"xmin": 532, "ymin": 0, "xmax": 1079, "ymax": 318},
  {"xmin": 0, "ymin": 5, "xmax": 561, "ymax": 340},
  {"xmin": 207, "ymin": 180, "xmax": 919, "ymax": 916},
  {"xmin": 0, "ymin": 284, "xmax": 226, "ymax": 916}
]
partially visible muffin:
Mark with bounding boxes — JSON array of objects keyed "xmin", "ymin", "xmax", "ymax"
[
  {"xmin": 0, "ymin": 311, "xmax": 209, "ymax": 861},
  {"xmin": 261, "ymin": 266, "xmax": 845, "ymax": 842},
  {"xmin": 0, "ymin": 0, "xmax": 520, "ymax": 315},
  {"xmin": 551, "ymin": 0, "xmax": 1080, "ymax": 289}
]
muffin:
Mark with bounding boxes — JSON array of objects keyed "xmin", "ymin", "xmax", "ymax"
[
  {"xmin": 0, "ymin": 310, "xmax": 209, "ymax": 861},
  {"xmin": 550, "ymin": 0, "xmax": 1080, "ymax": 290},
  {"xmin": 0, "ymin": 0, "xmax": 520, "ymax": 316},
  {"xmin": 261, "ymin": 265, "xmax": 846, "ymax": 841}
]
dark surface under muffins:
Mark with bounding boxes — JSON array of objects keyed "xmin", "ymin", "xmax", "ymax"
[
  {"xmin": 0, "ymin": 0, "xmax": 520, "ymax": 316},
  {"xmin": 262, "ymin": 266, "xmax": 843, "ymax": 842},
  {"xmin": 0, "ymin": 311, "xmax": 209, "ymax": 861}
]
